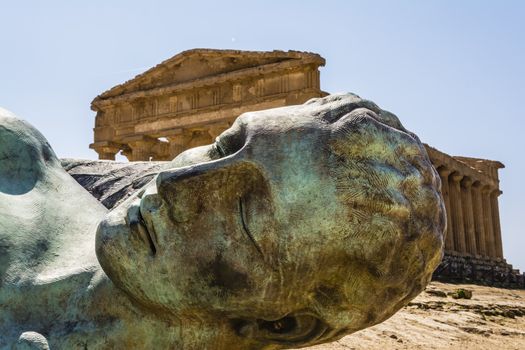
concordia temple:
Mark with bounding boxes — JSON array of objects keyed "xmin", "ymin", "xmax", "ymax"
[
  {"xmin": 90, "ymin": 49, "xmax": 523, "ymax": 287},
  {"xmin": 90, "ymin": 50, "xmax": 324, "ymax": 161}
]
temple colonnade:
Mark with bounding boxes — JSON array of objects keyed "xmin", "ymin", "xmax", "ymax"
[{"xmin": 427, "ymin": 146, "xmax": 504, "ymax": 260}]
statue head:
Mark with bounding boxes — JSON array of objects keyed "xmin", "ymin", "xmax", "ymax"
[{"xmin": 96, "ymin": 93, "xmax": 445, "ymax": 348}]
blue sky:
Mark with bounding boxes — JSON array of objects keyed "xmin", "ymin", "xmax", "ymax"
[{"xmin": 1, "ymin": 1, "xmax": 524, "ymax": 270}]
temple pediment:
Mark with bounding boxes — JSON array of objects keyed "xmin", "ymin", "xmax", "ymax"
[{"xmin": 93, "ymin": 49, "xmax": 325, "ymax": 106}]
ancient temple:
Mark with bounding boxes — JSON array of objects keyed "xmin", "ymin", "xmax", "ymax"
[
  {"xmin": 90, "ymin": 49, "xmax": 325, "ymax": 161},
  {"xmin": 90, "ymin": 49, "xmax": 523, "ymax": 287},
  {"xmin": 427, "ymin": 146, "xmax": 504, "ymax": 259},
  {"xmin": 426, "ymin": 147, "xmax": 521, "ymax": 287}
]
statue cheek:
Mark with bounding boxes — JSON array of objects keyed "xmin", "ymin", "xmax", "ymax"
[{"xmin": 198, "ymin": 254, "xmax": 251, "ymax": 295}]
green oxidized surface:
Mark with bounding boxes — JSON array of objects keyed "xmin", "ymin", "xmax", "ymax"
[{"xmin": 0, "ymin": 94, "xmax": 445, "ymax": 349}]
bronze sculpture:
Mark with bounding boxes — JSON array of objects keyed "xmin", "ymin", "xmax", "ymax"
[{"xmin": 0, "ymin": 94, "xmax": 445, "ymax": 349}]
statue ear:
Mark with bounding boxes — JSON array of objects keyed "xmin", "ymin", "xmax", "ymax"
[{"xmin": 233, "ymin": 313, "xmax": 328, "ymax": 347}]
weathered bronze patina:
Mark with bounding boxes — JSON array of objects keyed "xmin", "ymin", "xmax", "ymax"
[{"xmin": 0, "ymin": 94, "xmax": 445, "ymax": 349}]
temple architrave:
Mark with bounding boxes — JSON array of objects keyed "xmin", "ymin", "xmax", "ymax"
[{"xmin": 90, "ymin": 49, "xmax": 522, "ymax": 286}]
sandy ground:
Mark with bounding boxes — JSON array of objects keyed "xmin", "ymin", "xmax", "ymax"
[{"xmin": 303, "ymin": 282, "xmax": 525, "ymax": 350}]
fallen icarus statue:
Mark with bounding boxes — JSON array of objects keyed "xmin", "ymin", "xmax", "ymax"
[{"xmin": 0, "ymin": 93, "xmax": 445, "ymax": 349}]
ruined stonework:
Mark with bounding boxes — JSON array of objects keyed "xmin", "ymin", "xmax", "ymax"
[
  {"xmin": 424, "ymin": 146, "xmax": 524, "ymax": 288},
  {"xmin": 433, "ymin": 253, "xmax": 525, "ymax": 289},
  {"xmin": 90, "ymin": 49, "xmax": 326, "ymax": 161}
]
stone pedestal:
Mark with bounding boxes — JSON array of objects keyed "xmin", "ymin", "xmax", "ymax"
[{"xmin": 432, "ymin": 252, "xmax": 524, "ymax": 289}]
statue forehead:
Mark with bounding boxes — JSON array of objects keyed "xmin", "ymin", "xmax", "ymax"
[
  {"xmin": 236, "ymin": 104, "xmax": 328, "ymax": 133},
  {"xmin": 233, "ymin": 94, "xmax": 389, "ymax": 144}
]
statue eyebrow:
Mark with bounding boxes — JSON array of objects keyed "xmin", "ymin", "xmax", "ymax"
[{"xmin": 238, "ymin": 197, "xmax": 265, "ymax": 260}]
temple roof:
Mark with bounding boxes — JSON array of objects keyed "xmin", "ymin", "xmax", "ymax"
[{"xmin": 92, "ymin": 49, "xmax": 325, "ymax": 109}]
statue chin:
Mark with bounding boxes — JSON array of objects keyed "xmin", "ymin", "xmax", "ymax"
[{"xmin": 1, "ymin": 93, "xmax": 445, "ymax": 349}]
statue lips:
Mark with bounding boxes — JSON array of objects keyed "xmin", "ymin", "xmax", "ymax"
[{"xmin": 127, "ymin": 200, "xmax": 158, "ymax": 255}]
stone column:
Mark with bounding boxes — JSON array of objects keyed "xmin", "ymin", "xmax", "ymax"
[
  {"xmin": 90, "ymin": 142, "xmax": 122, "ymax": 161},
  {"xmin": 97, "ymin": 151, "xmax": 115, "ymax": 161},
  {"xmin": 151, "ymin": 141, "xmax": 170, "ymax": 161},
  {"xmin": 460, "ymin": 177, "xmax": 477, "ymax": 256},
  {"xmin": 449, "ymin": 172, "xmax": 467, "ymax": 254},
  {"xmin": 120, "ymin": 145, "xmax": 131, "ymax": 161},
  {"xmin": 491, "ymin": 189, "xmax": 504, "ymax": 259},
  {"xmin": 437, "ymin": 167, "xmax": 454, "ymax": 251},
  {"xmin": 482, "ymin": 185, "xmax": 495, "ymax": 258},
  {"xmin": 95, "ymin": 146, "xmax": 121, "ymax": 160},
  {"xmin": 207, "ymin": 123, "xmax": 229, "ymax": 141},
  {"xmin": 127, "ymin": 139, "xmax": 156, "ymax": 161},
  {"xmin": 167, "ymin": 130, "xmax": 192, "ymax": 159},
  {"xmin": 167, "ymin": 136, "xmax": 184, "ymax": 158},
  {"xmin": 471, "ymin": 182, "xmax": 487, "ymax": 256},
  {"xmin": 187, "ymin": 130, "xmax": 213, "ymax": 149}
]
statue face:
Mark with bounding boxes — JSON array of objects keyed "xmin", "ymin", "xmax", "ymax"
[{"xmin": 96, "ymin": 94, "xmax": 444, "ymax": 347}]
